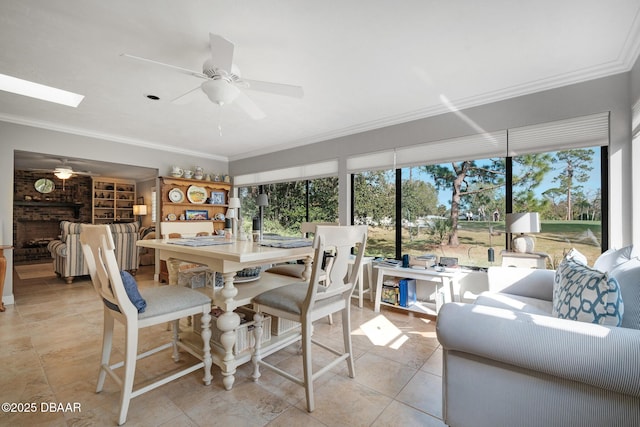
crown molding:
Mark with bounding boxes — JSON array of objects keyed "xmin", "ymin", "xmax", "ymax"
[{"xmin": 0, "ymin": 113, "xmax": 229, "ymax": 162}]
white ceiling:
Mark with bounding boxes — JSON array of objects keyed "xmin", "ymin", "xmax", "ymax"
[{"xmin": 2, "ymin": 0, "xmax": 640, "ymax": 168}]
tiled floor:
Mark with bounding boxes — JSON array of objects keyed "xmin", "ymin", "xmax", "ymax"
[{"xmin": 0, "ymin": 264, "xmax": 446, "ymax": 427}]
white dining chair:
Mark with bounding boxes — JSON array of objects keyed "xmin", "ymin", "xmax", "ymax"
[
  {"xmin": 250, "ymin": 225, "xmax": 368, "ymax": 412},
  {"xmin": 79, "ymin": 224, "xmax": 213, "ymax": 425},
  {"xmin": 264, "ymin": 221, "xmax": 338, "ymax": 279}
]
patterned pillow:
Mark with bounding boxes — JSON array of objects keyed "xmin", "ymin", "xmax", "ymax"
[{"xmin": 553, "ymin": 257, "xmax": 623, "ymax": 326}]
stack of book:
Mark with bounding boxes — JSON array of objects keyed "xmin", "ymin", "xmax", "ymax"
[
  {"xmin": 377, "ymin": 258, "xmax": 401, "ymax": 268},
  {"xmin": 381, "ymin": 277, "xmax": 417, "ymax": 307}
]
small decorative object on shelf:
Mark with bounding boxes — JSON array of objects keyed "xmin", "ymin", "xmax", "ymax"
[
  {"xmin": 92, "ymin": 177, "xmax": 136, "ymax": 224},
  {"xmin": 159, "ymin": 176, "xmax": 230, "ymax": 231},
  {"xmin": 210, "ymin": 191, "xmax": 225, "ymax": 205},
  {"xmin": 186, "ymin": 210, "xmax": 209, "ymax": 220}
]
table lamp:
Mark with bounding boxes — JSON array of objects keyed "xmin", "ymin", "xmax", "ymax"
[
  {"xmin": 506, "ymin": 212, "xmax": 540, "ymax": 253},
  {"xmin": 227, "ymin": 197, "xmax": 241, "ymax": 239},
  {"xmin": 132, "ymin": 204, "xmax": 147, "ymax": 225},
  {"xmin": 256, "ymin": 192, "xmax": 269, "ymax": 241}
]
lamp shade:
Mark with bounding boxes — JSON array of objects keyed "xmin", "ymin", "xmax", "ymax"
[
  {"xmin": 256, "ymin": 193, "xmax": 269, "ymax": 207},
  {"xmin": 228, "ymin": 197, "xmax": 241, "ymax": 209},
  {"xmin": 201, "ymin": 79, "xmax": 240, "ymax": 106},
  {"xmin": 225, "ymin": 208, "xmax": 236, "ymax": 219},
  {"xmin": 506, "ymin": 212, "xmax": 540, "ymax": 234},
  {"xmin": 133, "ymin": 205, "xmax": 148, "ymax": 216},
  {"xmin": 54, "ymin": 168, "xmax": 73, "ymax": 180}
]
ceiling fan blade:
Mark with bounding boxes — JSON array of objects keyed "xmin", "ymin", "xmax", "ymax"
[
  {"xmin": 209, "ymin": 33, "xmax": 234, "ymax": 73},
  {"xmin": 234, "ymin": 90, "xmax": 266, "ymax": 120},
  {"xmin": 120, "ymin": 53, "xmax": 208, "ymax": 79},
  {"xmin": 243, "ymin": 79, "xmax": 304, "ymax": 98},
  {"xmin": 171, "ymin": 85, "xmax": 203, "ymax": 104}
]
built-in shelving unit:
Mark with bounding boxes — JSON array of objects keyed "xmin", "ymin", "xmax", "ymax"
[
  {"xmin": 159, "ymin": 176, "xmax": 231, "ymax": 232},
  {"xmin": 92, "ymin": 177, "xmax": 137, "ymax": 224}
]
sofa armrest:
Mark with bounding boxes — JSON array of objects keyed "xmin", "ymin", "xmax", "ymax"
[
  {"xmin": 437, "ymin": 303, "xmax": 640, "ymax": 398},
  {"xmin": 487, "ymin": 266, "xmax": 555, "ymax": 301},
  {"xmin": 47, "ymin": 240, "xmax": 67, "ymax": 257}
]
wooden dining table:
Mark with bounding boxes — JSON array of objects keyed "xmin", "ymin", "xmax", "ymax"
[{"xmin": 137, "ymin": 237, "xmax": 314, "ymax": 390}]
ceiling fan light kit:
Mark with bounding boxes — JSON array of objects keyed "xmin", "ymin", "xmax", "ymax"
[
  {"xmin": 54, "ymin": 168, "xmax": 73, "ymax": 180},
  {"xmin": 201, "ymin": 79, "xmax": 240, "ymax": 106},
  {"xmin": 122, "ymin": 33, "xmax": 303, "ymax": 119}
]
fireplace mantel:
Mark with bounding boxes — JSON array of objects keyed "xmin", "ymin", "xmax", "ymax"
[{"xmin": 14, "ymin": 201, "xmax": 84, "ymax": 219}]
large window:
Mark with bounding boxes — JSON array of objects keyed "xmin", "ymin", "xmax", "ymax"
[
  {"xmin": 511, "ymin": 147, "xmax": 605, "ymax": 266},
  {"xmin": 353, "ymin": 170, "xmax": 396, "ymax": 258},
  {"xmin": 238, "ymin": 176, "xmax": 339, "ymax": 236},
  {"xmin": 400, "ymin": 158, "xmax": 506, "ymax": 268},
  {"xmin": 350, "ymin": 113, "xmax": 608, "ymax": 268}
]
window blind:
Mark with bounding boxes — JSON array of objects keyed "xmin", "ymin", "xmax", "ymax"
[
  {"xmin": 234, "ymin": 159, "xmax": 338, "ymax": 187},
  {"xmin": 508, "ymin": 112, "xmax": 609, "ymax": 156},
  {"xmin": 395, "ymin": 131, "xmax": 507, "ymax": 168}
]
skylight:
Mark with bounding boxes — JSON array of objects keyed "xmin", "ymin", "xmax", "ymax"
[{"xmin": 0, "ymin": 73, "xmax": 84, "ymax": 107}]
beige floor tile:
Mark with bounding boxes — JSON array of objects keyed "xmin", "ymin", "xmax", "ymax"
[
  {"xmin": 396, "ymin": 370, "xmax": 443, "ymax": 419},
  {"xmin": 372, "ymin": 400, "xmax": 447, "ymax": 427},
  {"xmin": 4, "ymin": 264, "xmax": 447, "ymax": 426},
  {"xmin": 298, "ymin": 375, "xmax": 392, "ymax": 427}
]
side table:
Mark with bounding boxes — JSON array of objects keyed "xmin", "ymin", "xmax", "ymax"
[
  {"xmin": 373, "ymin": 265, "xmax": 462, "ymax": 315},
  {"xmin": 500, "ymin": 250, "xmax": 550, "ymax": 269},
  {"xmin": 0, "ymin": 245, "xmax": 12, "ymax": 312}
]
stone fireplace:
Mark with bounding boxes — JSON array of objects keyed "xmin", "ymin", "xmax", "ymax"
[
  {"xmin": 14, "ymin": 220, "xmax": 62, "ymax": 264},
  {"xmin": 13, "ymin": 170, "xmax": 92, "ymax": 265}
]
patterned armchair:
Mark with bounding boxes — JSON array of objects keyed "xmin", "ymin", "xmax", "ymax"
[{"xmin": 48, "ymin": 221, "xmax": 140, "ymax": 283}]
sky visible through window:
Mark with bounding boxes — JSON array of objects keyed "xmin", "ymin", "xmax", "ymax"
[{"xmin": 403, "ymin": 148, "xmax": 601, "ymax": 208}]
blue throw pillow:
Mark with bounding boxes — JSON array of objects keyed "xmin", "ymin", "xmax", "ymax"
[
  {"xmin": 553, "ymin": 257, "xmax": 623, "ymax": 326},
  {"xmin": 120, "ymin": 271, "xmax": 147, "ymax": 313}
]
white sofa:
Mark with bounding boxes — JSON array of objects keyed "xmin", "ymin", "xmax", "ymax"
[{"xmin": 436, "ymin": 249, "xmax": 640, "ymax": 427}]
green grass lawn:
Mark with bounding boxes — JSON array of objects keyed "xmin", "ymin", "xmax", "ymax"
[{"xmin": 365, "ymin": 220, "xmax": 602, "ymax": 268}]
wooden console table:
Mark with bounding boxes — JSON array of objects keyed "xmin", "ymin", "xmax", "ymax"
[{"xmin": 0, "ymin": 245, "xmax": 12, "ymax": 312}]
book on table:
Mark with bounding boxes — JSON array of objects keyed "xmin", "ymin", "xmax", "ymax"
[{"xmin": 381, "ymin": 277, "xmax": 416, "ymax": 307}]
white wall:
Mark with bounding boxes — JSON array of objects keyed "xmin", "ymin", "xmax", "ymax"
[
  {"xmin": 0, "ymin": 122, "xmax": 228, "ymax": 305},
  {"xmin": 230, "ymin": 72, "xmax": 634, "ymax": 250}
]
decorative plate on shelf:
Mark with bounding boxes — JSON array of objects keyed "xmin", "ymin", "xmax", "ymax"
[
  {"xmin": 187, "ymin": 185, "xmax": 207, "ymax": 204},
  {"xmin": 167, "ymin": 213, "xmax": 177, "ymax": 221},
  {"xmin": 168, "ymin": 188, "xmax": 184, "ymax": 203}
]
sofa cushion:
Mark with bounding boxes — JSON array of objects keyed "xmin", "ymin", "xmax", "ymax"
[
  {"xmin": 610, "ymin": 257, "xmax": 640, "ymax": 330},
  {"xmin": 475, "ymin": 292, "xmax": 553, "ymax": 316},
  {"xmin": 565, "ymin": 247, "xmax": 588, "ymax": 265},
  {"xmin": 593, "ymin": 245, "xmax": 636, "ymax": 272},
  {"xmin": 553, "ymin": 258, "xmax": 623, "ymax": 326}
]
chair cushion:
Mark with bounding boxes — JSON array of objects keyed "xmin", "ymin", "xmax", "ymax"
[
  {"xmin": 265, "ymin": 264, "xmax": 306, "ymax": 279},
  {"xmin": 552, "ymin": 257, "xmax": 624, "ymax": 326},
  {"xmin": 121, "ymin": 271, "xmax": 147, "ymax": 313},
  {"xmin": 253, "ymin": 282, "xmax": 337, "ymax": 315},
  {"xmin": 139, "ymin": 286, "xmax": 211, "ymax": 319}
]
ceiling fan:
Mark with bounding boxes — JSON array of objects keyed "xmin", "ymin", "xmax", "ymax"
[
  {"xmin": 29, "ymin": 159, "xmax": 98, "ymax": 179},
  {"xmin": 122, "ymin": 33, "xmax": 304, "ymax": 120}
]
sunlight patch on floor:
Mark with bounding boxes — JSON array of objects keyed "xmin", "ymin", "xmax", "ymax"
[{"xmin": 356, "ymin": 314, "xmax": 406, "ymax": 347}]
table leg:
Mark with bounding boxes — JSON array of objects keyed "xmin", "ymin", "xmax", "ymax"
[
  {"xmin": 302, "ymin": 256, "xmax": 312, "ymax": 280},
  {"xmin": 366, "ymin": 262, "xmax": 374, "ymax": 302},
  {"xmin": 199, "ymin": 310, "xmax": 213, "ymax": 386},
  {"xmin": 217, "ymin": 271, "xmax": 241, "ymax": 390},
  {"xmin": 0, "ymin": 249, "xmax": 6, "ymax": 312},
  {"xmin": 374, "ymin": 270, "xmax": 383, "ymax": 312}
]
